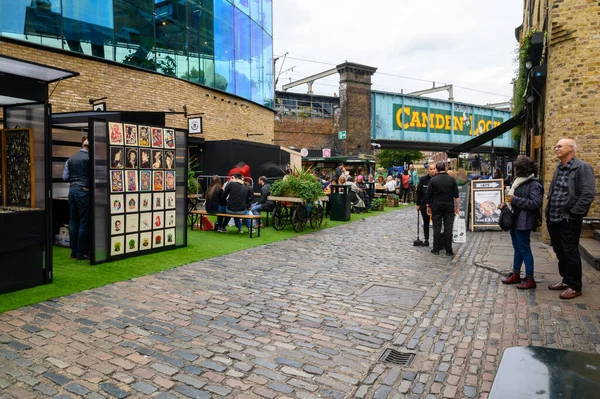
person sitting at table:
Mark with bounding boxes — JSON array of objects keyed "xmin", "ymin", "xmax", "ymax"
[
  {"xmin": 219, "ymin": 174, "xmax": 248, "ymax": 233},
  {"xmin": 322, "ymin": 176, "xmax": 332, "ymax": 191},
  {"xmin": 356, "ymin": 175, "xmax": 371, "ymax": 209},
  {"xmin": 205, "ymin": 175, "xmax": 225, "ymax": 231},
  {"xmin": 250, "ymin": 176, "xmax": 274, "ymax": 228},
  {"xmin": 385, "ymin": 175, "xmax": 396, "ymax": 194}
]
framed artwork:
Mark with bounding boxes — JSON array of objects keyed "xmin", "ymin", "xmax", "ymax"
[
  {"xmin": 165, "ymin": 210, "xmax": 176, "ymax": 228},
  {"xmin": 165, "ymin": 192, "xmax": 176, "ymax": 209},
  {"xmin": 153, "ymin": 171, "xmax": 164, "ymax": 191},
  {"xmin": 153, "ymin": 230, "xmax": 164, "ymax": 248},
  {"xmin": 125, "ymin": 148, "xmax": 138, "ymax": 169},
  {"xmin": 164, "ymin": 150, "xmax": 175, "ymax": 170},
  {"xmin": 140, "ymin": 193, "xmax": 152, "ymax": 212},
  {"xmin": 2, "ymin": 129, "xmax": 35, "ymax": 207},
  {"xmin": 151, "ymin": 149, "xmax": 163, "ymax": 169},
  {"xmin": 109, "ymin": 122, "xmax": 124, "ymax": 145},
  {"xmin": 125, "ymin": 170, "xmax": 139, "ymax": 192},
  {"xmin": 125, "ymin": 233, "xmax": 139, "ymax": 253},
  {"xmin": 139, "ymin": 126, "xmax": 151, "ymax": 147},
  {"xmin": 139, "ymin": 149, "xmax": 151, "ymax": 169},
  {"xmin": 110, "ymin": 194, "xmax": 124, "ymax": 214},
  {"xmin": 126, "ymin": 213, "xmax": 139, "ymax": 233},
  {"xmin": 125, "ymin": 193, "xmax": 139, "ymax": 213},
  {"xmin": 151, "ymin": 127, "xmax": 163, "ymax": 148},
  {"xmin": 165, "ymin": 171, "xmax": 175, "ymax": 191},
  {"xmin": 111, "ymin": 215, "xmax": 124, "ymax": 236},
  {"xmin": 140, "ymin": 170, "xmax": 152, "ymax": 191},
  {"xmin": 110, "ymin": 235, "xmax": 125, "ymax": 256},
  {"xmin": 124, "ymin": 124, "xmax": 138, "ymax": 146},
  {"xmin": 153, "ymin": 192, "xmax": 165, "ymax": 210},
  {"xmin": 163, "ymin": 128, "xmax": 175, "ymax": 149},
  {"xmin": 139, "ymin": 231, "xmax": 152, "ymax": 250},
  {"xmin": 165, "ymin": 228, "xmax": 176, "ymax": 246},
  {"xmin": 110, "ymin": 170, "xmax": 124, "ymax": 193},
  {"xmin": 110, "ymin": 146, "xmax": 124, "ymax": 168},
  {"xmin": 188, "ymin": 117, "xmax": 202, "ymax": 134},
  {"xmin": 153, "ymin": 211, "xmax": 164, "ymax": 229},
  {"xmin": 140, "ymin": 212, "xmax": 152, "ymax": 231}
]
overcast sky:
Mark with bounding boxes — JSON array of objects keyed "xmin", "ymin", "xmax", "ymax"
[{"xmin": 273, "ymin": 0, "xmax": 524, "ymax": 107}]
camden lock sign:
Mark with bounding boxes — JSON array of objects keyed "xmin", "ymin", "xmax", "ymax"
[{"xmin": 393, "ymin": 104, "xmax": 504, "ymax": 136}]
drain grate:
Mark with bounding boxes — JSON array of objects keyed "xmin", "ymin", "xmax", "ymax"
[{"xmin": 379, "ymin": 349, "xmax": 415, "ymax": 366}]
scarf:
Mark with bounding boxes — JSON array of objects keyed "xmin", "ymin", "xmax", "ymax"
[{"xmin": 507, "ymin": 174, "xmax": 534, "ymax": 211}]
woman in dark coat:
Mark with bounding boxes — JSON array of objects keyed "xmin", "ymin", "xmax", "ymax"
[
  {"xmin": 500, "ymin": 156, "xmax": 544, "ymax": 289},
  {"xmin": 205, "ymin": 175, "xmax": 225, "ymax": 230}
]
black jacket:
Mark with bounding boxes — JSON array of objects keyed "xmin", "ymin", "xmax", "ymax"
[
  {"xmin": 205, "ymin": 186, "xmax": 223, "ymax": 214},
  {"xmin": 426, "ymin": 173, "xmax": 459, "ymax": 207},
  {"xmin": 223, "ymin": 181, "xmax": 248, "ymax": 211},
  {"xmin": 258, "ymin": 183, "xmax": 274, "ymax": 211},
  {"xmin": 416, "ymin": 174, "xmax": 433, "ymax": 207},
  {"xmin": 545, "ymin": 157, "xmax": 595, "ymax": 220}
]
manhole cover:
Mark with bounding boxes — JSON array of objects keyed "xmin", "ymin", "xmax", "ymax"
[
  {"xmin": 359, "ymin": 284, "xmax": 424, "ymax": 308},
  {"xmin": 380, "ymin": 349, "xmax": 415, "ymax": 366}
]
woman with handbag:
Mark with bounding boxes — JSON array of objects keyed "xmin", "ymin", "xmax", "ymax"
[{"xmin": 500, "ymin": 155, "xmax": 544, "ymax": 289}]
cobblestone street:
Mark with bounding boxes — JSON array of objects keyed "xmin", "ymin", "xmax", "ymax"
[{"xmin": 2, "ymin": 208, "xmax": 600, "ymax": 399}]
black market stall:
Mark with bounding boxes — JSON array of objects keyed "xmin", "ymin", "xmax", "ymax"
[
  {"xmin": 0, "ymin": 55, "xmax": 79, "ymax": 294},
  {"xmin": 51, "ymin": 111, "xmax": 188, "ymax": 265}
]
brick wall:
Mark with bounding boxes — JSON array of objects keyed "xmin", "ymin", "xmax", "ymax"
[
  {"xmin": 541, "ymin": 0, "xmax": 600, "ymax": 238},
  {"xmin": 0, "ymin": 39, "xmax": 274, "ymax": 144},
  {"xmin": 274, "ymin": 116, "xmax": 335, "ymax": 150}
]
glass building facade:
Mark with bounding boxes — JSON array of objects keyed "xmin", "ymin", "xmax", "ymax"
[{"xmin": 0, "ymin": 0, "xmax": 274, "ymax": 108}]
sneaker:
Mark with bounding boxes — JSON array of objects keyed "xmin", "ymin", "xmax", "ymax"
[
  {"xmin": 76, "ymin": 254, "xmax": 90, "ymax": 260},
  {"xmin": 218, "ymin": 228, "xmax": 228, "ymax": 233},
  {"xmin": 431, "ymin": 249, "xmax": 440, "ymax": 255},
  {"xmin": 422, "ymin": 240, "xmax": 429, "ymax": 247},
  {"xmin": 445, "ymin": 250, "xmax": 454, "ymax": 257},
  {"xmin": 238, "ymin": 229, "xmax": 244, "ymax": 234}
]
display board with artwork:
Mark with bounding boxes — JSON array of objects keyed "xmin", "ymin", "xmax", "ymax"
[
  {"xmin": 108, "ymin": 122, "xmax": 177, "ymax": 259},
  {"xmin": 470, "ymin": 179, "xmax": 504, "ymax": 231}
]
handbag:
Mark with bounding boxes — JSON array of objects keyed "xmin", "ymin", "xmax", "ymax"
[{"xmin": 498, "ymin": 205, "xmax": 514, "ymax": 231}]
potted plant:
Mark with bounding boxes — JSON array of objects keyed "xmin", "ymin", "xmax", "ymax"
[
  {"xmin": 270, "ymin": 167, "xmax": 323, "ymax": 203},
  {"xmin": 387, "ymin": 194, "xmax": 400, "ymax": 207},
  {"xmin": 187, "ymin": 156, "xmax": 201, "ymax": 196},
  {"xmin": 371, "ymin": 198, "xmax": 385, "ymax": 211}
]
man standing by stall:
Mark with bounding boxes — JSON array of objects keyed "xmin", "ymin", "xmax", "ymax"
[
  {"xmin": 416, "ymin": 163, "xmax": 437, "ymax": 246},
  {"xmin": 62, "ymin": 139, "xmax": 90, "ymax": 260}
]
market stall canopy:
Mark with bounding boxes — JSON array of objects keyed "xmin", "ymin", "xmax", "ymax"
[
  {"xmin": 0, "ymin": 55, "xmax": 79, "ymax": 106},
  {"xmin": 445, "ymin": 112, "xmax": 525, "ymax": 158}
]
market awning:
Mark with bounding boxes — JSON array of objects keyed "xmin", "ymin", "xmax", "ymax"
[
  {"xmin": 446, "ymin": 111, "xmax": 525, "ymax": 158},
  {"xmin": 0, "ymin": 54, "xmax": 79, "ymax": 106}
]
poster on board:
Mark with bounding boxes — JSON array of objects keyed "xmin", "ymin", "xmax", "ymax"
[{"xmin": 470, "ymin": 179, "xmax": 504, "ymax": 231}]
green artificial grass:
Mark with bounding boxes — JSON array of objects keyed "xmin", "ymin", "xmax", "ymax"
[{"xmin": 0, "ymin": 205, "xmax": 407, "ymax": 313}]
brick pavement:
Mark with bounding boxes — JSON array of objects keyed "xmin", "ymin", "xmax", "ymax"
[{"xmin": 1, "ymin": 208, "xmax": 600, "ymax": 398}]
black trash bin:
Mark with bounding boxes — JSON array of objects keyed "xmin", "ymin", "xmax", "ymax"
[{"xmin": 330, "ymin": 184, "xmax": 351, "ymax": 221}]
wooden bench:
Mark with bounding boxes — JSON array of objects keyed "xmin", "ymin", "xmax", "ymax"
[{"xmin": 190, "ymin": 210, "xmax": 263, "ymax": 238}]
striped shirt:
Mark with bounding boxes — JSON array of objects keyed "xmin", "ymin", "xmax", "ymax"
[{"xmin": 547, "ymin": 158, "xmax": 574, "ymax": 222}]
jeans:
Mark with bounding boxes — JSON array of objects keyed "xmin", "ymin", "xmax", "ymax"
[
  {"xmin": 400, "ymin": 187, "xmax": 409, "ymax": 203},
  {"xmin": 509, "ymin": 228, "xmax": 534, "ymax": 277},
  {"xmin": 432, "ymin": 203, "xmax": 454, "ymax": 252},
  {"xmin": 250, "ymin": 203, "xmax": 263, "ymax": 226},
  {"xmin": 215, "ymin": 204, "xmax": 227, "ymax": 228},
  {"xmin": 224, "ymin": 208, "xmax": 246, "ymax": 230},
  {"xmin": 548, "ymin": 218, "xmax": 584, "ymax": 292},
  {"xmin": 68, "ymin": 186, "xmax": 90, "ymax": 258}
]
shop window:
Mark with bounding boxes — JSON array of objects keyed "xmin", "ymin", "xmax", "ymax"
[
  {"xmin": 62, "ymin": 0, "xmax": 114, "ymax": 60},
  {"xmin": 214, "ymin": 0, "xmax": 234, "ymax": 93},
  {"xmin": 250, "ymin": 20, "xmax": 263, "ymax": 104},
  {"xmin": 234, "ymin": 7, "xmax": 251, "ymax": 99},
  {"xmin": 187, "ymin": 0, "xmax": 215, "ymax": 87},
  {"xmin": 114, "ymin": 0, "xmax": 156, "ymax": 71},
  {"xmin": 262, "ymin": 31, "xmax": 273, "ymax": 107}
]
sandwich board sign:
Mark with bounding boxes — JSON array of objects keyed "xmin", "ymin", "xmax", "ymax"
[{"xmin": 470, "ymin": 179, "xmax": 504, "ymax": 231}]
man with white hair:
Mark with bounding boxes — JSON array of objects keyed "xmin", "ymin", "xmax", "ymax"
[{"xmin": 546, "ymin": 138, "xmax": 595, "ymax": 299}]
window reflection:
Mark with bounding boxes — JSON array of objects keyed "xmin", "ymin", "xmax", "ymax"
[{"xmin": 0, "ymin": 0, "xmax": 274, "ymax": 107}]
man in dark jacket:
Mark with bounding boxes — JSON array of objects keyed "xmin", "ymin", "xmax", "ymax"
[
  {"xmin": 62, "ymin": 139, "xmax": 90, "ymax": 260},
  {"xmin": 250, "ymin": 176, "xmax": 274, "ymax": 227},
  {"xmin": 416, "ymin": 163, "xmax": 437, "ymax": 246},
  {"xmin": 426, "ymin": 162, "xmax": 459, "ymax": 256},
  {"xmin": 546, "ymin": 138, "xmax": 595, "ymax": 300},
  {"xmin": 221, "ymin": 174, "xmax": 249, "ymax": 233}
]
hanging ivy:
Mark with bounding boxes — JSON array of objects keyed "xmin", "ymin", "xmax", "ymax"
[{"xmin": 511, "ymin": 29, "xmax": 538, "ymax": 143}]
